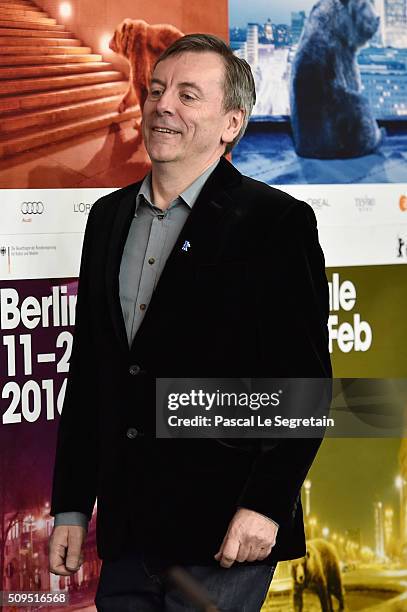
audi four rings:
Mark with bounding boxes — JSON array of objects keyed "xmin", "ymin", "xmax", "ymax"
[{"xmin": 21, "ymin": 202, "xmax": 44, "ymax": 214}]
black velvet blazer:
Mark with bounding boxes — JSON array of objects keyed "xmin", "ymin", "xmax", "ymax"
[{"xmin": 51, "ymin": 156, "xmax": 332, "ymax": 569}]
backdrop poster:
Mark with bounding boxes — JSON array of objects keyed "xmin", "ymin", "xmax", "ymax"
[
  {"xmin": 1, "ymin": 0, "xmax": 407, "ymax": 609},
  {"xmin": 229, "ymin": 0, "xmax": 407, "ymax": 609},
  {"xmin": 0, "ymin": 278, "xmax": 82, "ymax": 603},
  {"xmin": 0, "ymin": 0, "xmax": 228, "ymax": 609}
]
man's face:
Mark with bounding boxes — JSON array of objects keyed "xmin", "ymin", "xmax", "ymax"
[{"xmin": 142, "ymin": 51, "xmax": 240, "ymax": 167}]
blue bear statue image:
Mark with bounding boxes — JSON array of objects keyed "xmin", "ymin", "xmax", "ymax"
[{"xmin": 290, "ymin": 0, "xmax": 384, "ymax": 158}]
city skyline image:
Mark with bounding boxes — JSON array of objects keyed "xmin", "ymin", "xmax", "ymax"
[
  {"xmin": 260, "ymin": 437, "xmax": 407, "ymax": 610},
  {"xmin": 229, "ymin": 0, "xmax": 407, "ymax": 183},
  {"xmin": 230, "ymin": 0, "xmax": 317, "ymax": 28}
]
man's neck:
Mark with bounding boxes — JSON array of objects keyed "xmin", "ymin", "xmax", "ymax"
[{"xmin": 150, "ymin": 157, "xmax": 221, "ymax": 210}]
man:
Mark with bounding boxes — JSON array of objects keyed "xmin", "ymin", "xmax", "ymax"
[{"xmin": 49, "ymin": 34, "xmax": 331, "ymax": 610}]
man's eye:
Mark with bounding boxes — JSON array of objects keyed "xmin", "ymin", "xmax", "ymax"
[
  {"xmin": 181, "ymin": 93, "xmax": 195, "ymax": 101},
  {"xmin": 150, "ymin": 89, "xmax": 163, "ymax": 97}
]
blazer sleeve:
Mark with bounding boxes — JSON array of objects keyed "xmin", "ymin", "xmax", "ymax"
[
  {"xmin": 50, "ymin": 203, "xmax": 100, "ymax": 521},
  {"xmin": 237, "ymin": 201, "xmax": 332, "ymax": 526}
]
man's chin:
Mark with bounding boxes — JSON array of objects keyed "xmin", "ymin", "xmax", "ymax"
[{"xmin": 148, "ymin": 153, "xmax": 180, "ymax": 164}]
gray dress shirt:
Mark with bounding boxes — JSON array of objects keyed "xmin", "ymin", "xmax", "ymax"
[{"xmin": 53, "ymin": 159, "xmax": 279, "ymax": 536}]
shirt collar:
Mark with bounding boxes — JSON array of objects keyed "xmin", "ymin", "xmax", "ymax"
[{"xmin": 135, "ymin": 158, "xmax": 220, "ymax": 214}]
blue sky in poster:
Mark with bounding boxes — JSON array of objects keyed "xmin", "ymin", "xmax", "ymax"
[{"xmin": 230, "ymin": 0, "xmax": 316, "ymax": 27}]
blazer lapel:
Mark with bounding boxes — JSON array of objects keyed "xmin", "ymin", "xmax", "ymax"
[
  {"xmin": 153, "ymin": 156, "xmax": 243, "ymax": 270},
  {"xmin": 105, "ymin": 183, "xmax": 141, "ymax": 354}
]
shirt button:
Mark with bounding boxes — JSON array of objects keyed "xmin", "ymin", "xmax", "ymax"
[
  {"xmin": 157, "ymin": 214, "xmax": 165, "ymax": 220},
  {"xmin": 148, "ymin": 257, "xmax": 155, "ymax": 264},
  {"xmin": 129, "ymin": 364, "xmax": 140, "ymax": 376},
  {"xmin": 126, "ymin": 428, "xmax": 138, "ymax": 439},
  {"xmin": 140, "ymin": 304, "xmax": 146, "ymax": 311}
]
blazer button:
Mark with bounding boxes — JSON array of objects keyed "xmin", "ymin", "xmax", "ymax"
[
  {"xmin": 126, "ymin": 427, "xmax": 138, "ymax": 439},
  {"xmin": 129, "ymin": 364, "xmax": 141, "ymax": 376}
]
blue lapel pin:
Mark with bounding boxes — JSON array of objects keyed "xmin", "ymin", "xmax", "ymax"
[{"xmin": 182, "ymin": 240, "xmax": 191, "ymax": 252}]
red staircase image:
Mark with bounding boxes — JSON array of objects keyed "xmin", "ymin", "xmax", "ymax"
[{"xmin": 0, "ymin": 0, "xmax": 139, "ymax": 158}]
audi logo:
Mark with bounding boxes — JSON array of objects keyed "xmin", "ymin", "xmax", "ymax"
[{"xmin": 21, "ymin": 201, "xmax": 44, "ymax": 214}]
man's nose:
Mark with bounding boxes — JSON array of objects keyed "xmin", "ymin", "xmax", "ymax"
[{"xmin": 155, "ymin": 90, "xmax": 176, "ymax": 115}]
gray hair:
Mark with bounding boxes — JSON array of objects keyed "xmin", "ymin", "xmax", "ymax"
[{"xmin": 154, "ymin": 33, "xmax": 256, "ymax": 154}]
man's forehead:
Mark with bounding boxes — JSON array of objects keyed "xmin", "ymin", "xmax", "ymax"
[{"xmin": 152, "ymin": 51, "xmax": 225, "ymax": 84}]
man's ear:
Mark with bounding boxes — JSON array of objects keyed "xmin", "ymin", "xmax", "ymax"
[{"xmin": 221, "ymin": 109, "xmax": 245, "ymax": 146}]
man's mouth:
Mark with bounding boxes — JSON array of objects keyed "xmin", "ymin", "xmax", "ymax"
[{"xmin": 152, "ymin": 127, "xmax": 180, "ymax": 134}]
